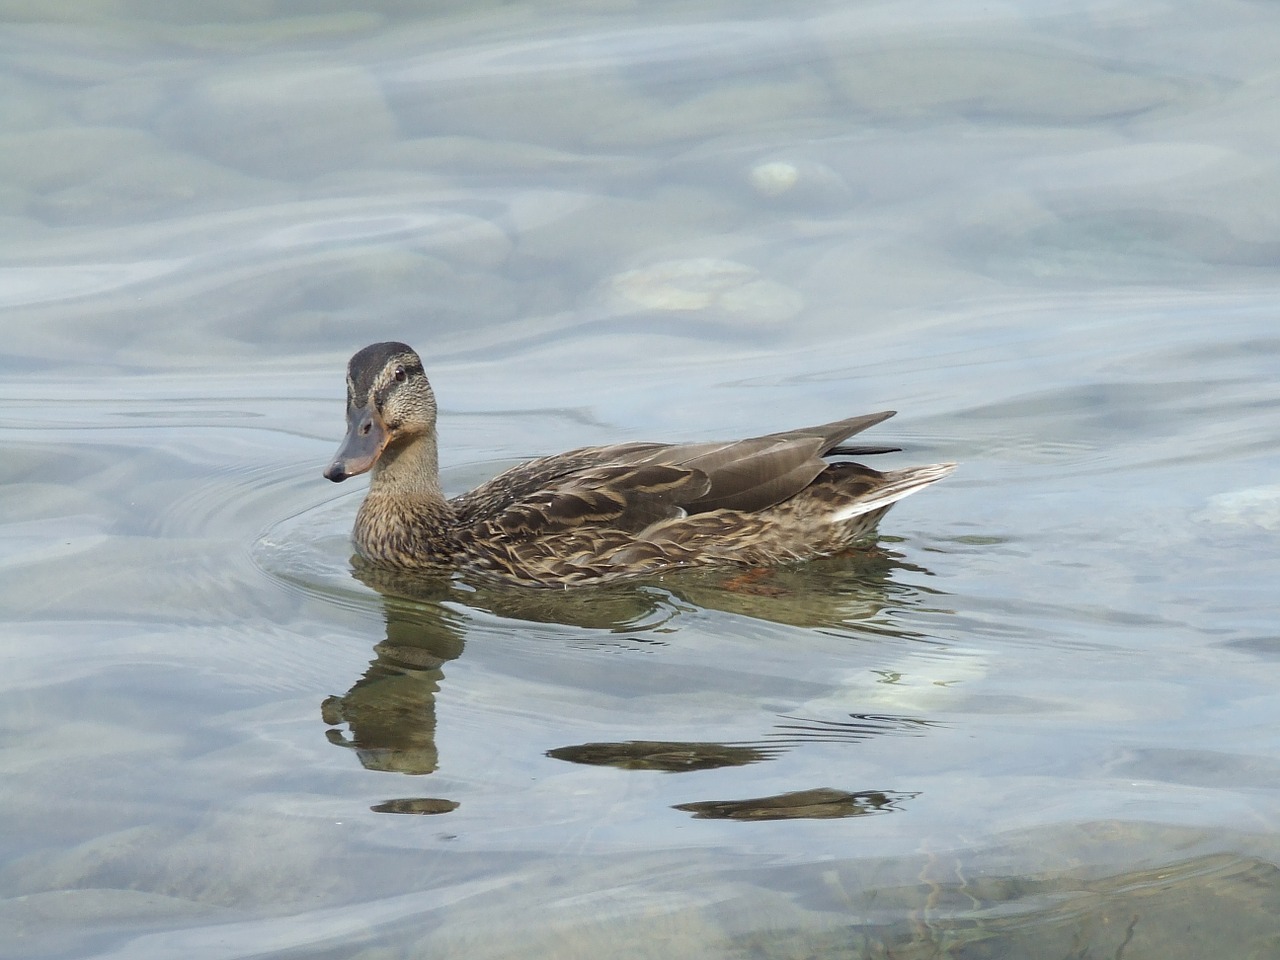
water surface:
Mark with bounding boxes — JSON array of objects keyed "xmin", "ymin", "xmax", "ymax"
[{"xmin": 2, "ymin": 2, "xmax": 1280, "ymax": 958}]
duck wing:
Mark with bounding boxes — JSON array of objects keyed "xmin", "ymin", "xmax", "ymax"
[
  {"xmin": 640, "ymin": 411, "xmax": 897, "ymax": 513},
  {"xmin": 451, "ymin": 441, "xmax": 667, "ymax": 524},
  {"xmin": 457, "ymin": 412, "xmax": 899, "ymax": 536}
]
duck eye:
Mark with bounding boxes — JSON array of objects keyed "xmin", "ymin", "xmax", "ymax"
[{"xmin": 393, "ymin": 366, "xmax": 407, "ymax": 383}]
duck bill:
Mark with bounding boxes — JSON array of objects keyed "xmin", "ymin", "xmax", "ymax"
[{"xmin": 324, "ymin": 402, "xmax": 389, "ymax": 482}]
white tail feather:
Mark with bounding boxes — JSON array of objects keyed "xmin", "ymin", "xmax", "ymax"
[{"xmin": 829, "ymin": 462, "xmax": 956, "ymax": 523}]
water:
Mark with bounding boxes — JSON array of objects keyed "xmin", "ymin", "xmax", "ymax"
[{"xmin": 2, "ymin": 2, "xmax": 1280, "ymax": 958}]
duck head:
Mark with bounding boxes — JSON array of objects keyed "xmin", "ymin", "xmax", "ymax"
[{"xmin": 324, "ymin": 342, "xmax": 437, "ymax": 482}]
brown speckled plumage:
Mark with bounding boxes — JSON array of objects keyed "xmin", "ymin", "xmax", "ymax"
[{"xmin": 324, "ymin": 342, "xmax": 955, "ymax": 586}]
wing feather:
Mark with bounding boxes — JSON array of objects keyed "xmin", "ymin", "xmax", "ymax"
[{"xmin": 455, "ymin": 412, "xmax": 903, "ymax": 538}]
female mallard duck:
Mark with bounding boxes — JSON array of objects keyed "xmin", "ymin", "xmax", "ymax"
[{"xmin": 324, "ymin": 342, "xmax": 954, "ymax": 586}]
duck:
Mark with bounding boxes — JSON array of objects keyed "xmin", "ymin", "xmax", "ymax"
[{"xmin": 324, "ymin": 342, "xmax": 954, "ymax": 586}]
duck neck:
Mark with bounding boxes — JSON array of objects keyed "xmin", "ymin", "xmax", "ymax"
[
  {"xmin": 369, "ymin": 432, "xmax": 447, "ymax": 505},
  {"xmin": 355, "ymin": 433, "xmax": 456, "ymax": 564}
]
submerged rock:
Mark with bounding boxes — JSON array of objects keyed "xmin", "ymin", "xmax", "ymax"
[
  {"xmin": 747, "ymin": 157, "xmax": 854, "ymax": 208},
  {"xmin": 599, "ymin": 257, "xmax": 803, "ymax": 327},
  {"xmin": 1197, "ymin": 485, "xmax": 1280, "ymax": 531}
]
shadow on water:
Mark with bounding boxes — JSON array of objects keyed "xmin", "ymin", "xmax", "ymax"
[{"xmin": 325, "ymin": 548, "xmax": 946, "ymax": 818}]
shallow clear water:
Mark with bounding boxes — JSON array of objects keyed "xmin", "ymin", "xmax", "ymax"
[{"xmin": 2, "ymin": 2, "xmax": 1280, "ymax": 958}]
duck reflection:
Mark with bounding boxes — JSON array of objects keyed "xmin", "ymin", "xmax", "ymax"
[
  {"xmin": 674, "ymin": 787, "xmax": 917, "ymax": 821},
  {"xmin": 324, "ymin": 547, "xmax": 943, "ymax": 817},
  {"xmin": 547, "ymin": 741, "xmax": 785, "ymax": 772},
  {"xmin": 349, "ymin": 545, "xmax": 939, "ymax": 632},
  {"xmin": 320, "ymin": 588, "xmax": 463, "ymax": 776},
  {"xmin": 547, "ymin": 714, "xmax": 938, "ymax": 773},
  {"xmin": 547, "ymin": 712, "xmax": 934, "ymax": 820}
]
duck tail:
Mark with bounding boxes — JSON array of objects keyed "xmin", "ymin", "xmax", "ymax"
[{"xmin": 829, "ymin": 462, "xmax": 956, "ymax": 523}]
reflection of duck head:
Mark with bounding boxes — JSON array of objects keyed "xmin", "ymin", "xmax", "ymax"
[{"xmin": 321, "ymin": 591, "xmax": 464, "ymax": 777}]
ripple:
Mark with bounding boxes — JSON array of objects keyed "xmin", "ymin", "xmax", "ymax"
[
  {"xmin": 255, "ymin": 494, "xmax": 687, "ymax": 634},
  {"xmin": 0, "ymin": 260, "xmax": 186, "ymax": 308},
  {"xmin": 252, "ymin": 490, "xmax": 382, "ymax": 616}
]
